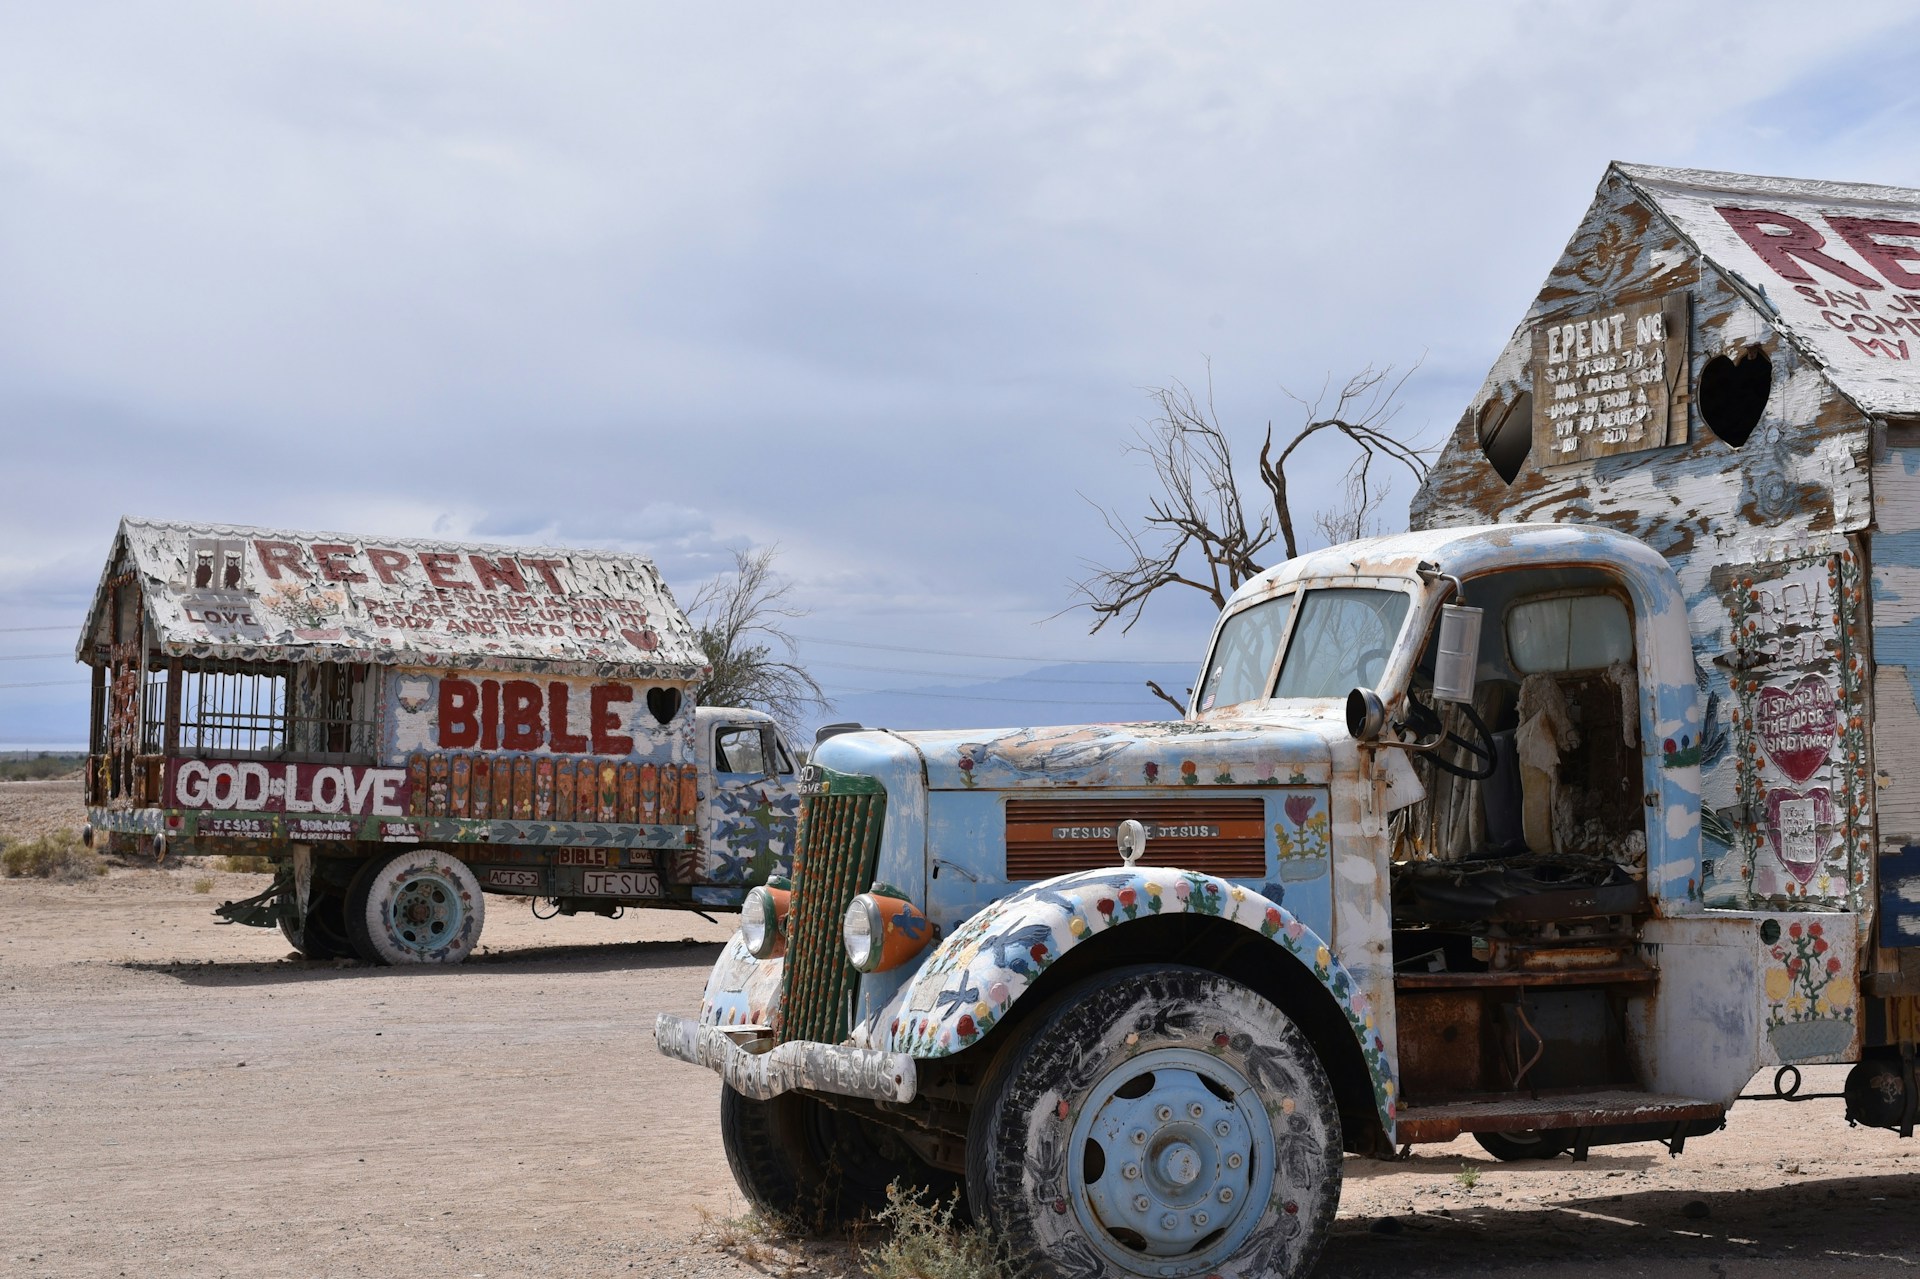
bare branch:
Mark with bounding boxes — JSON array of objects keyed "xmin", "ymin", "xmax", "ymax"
[
  {"xmin": 1073, "ymin": 356, "xmax": 1431, "ymax": 636},
  {"xmin": 688, "ymin": 546, "xmax": 826, "ymax": 740},
  {"xmin": 1144, "ymin": 679, "xmax": 1188, "ymax": 714}
]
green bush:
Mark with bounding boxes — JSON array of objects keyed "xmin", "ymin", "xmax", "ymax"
[
  {"xmin": 864, "ymin": 1184, "xmax": 1025, "ymax": 1279},
  {"xmin": 1, "ymin": 829, "xmax": 106, "ymax": 881},
  {"xmin": 216, "ymin": 855, "xmax": 274, "ymax": 874},
  {"xmin": 0, "ymin": 753, "xmax": 87, "ymax": 781}
]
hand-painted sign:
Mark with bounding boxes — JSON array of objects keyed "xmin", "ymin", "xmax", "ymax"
[
  {"xmin": 1756, "ymin": 674, "xmax": 1838, "ymax": 783},
  {"xmin": 168, "ymin": 758, "xmax": 411, "ymax": 816},
  {"xmin": 1767, "ymin": 786, "xmax": 1835, "ymax": 885},
  {"xmin": 1533, "ymin": 293, "xmax": 1688, "ymax": 464},
  {"xmin": 581, "ymin": 870, "xmax": 662, "ymax": 897},
  {"xmin": 385, "ymin": 672, "xmax": 679, "ymax": 759}
]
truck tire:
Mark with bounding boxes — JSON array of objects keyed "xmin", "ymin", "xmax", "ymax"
[
  {"xmin": 719, "ymin": 1085, "xmax": 962, "ymax": 1229},
  {"xmin": 1473, "ymin": 1130, "xmax": 1568, "ymax": 1162},
  {"xmin": 967, "ymin": 964, "xmax": 1341, "ymax": 1279},
  {"xmin": 280, "ymin": 891, "xmax": 355, "ymax": 960},
  {"xmin": 344, "ymin": 848, "xmax": 485, "ymax": 966}
]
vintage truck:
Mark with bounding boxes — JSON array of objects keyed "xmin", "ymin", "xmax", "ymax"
[
  {"xmin": 655, "ymin": 162, "xmax": 1920, "ymax": 1279},
  {"xmin": 77, "ymin": 518, "xmax": 799, "ymax": 964}
]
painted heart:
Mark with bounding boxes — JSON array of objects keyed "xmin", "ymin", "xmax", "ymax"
[
  {"xmin": 1765, "ymin": 786, "xmax": 1833, "ymax": 885},
  {"xmin": 622, "ymin": 627, "xmax": 661, "ymax": 651},
  {"xmin": 1755, "ymin": 673, "xmax": 1837, "ymax": 784}
]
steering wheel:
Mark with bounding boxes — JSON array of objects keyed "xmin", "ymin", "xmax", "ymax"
[{"xmin": 1402, "ymin": 692, "xmax": 1500, "ymax": 780}]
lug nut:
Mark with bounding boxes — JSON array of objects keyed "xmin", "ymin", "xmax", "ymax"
[
  {"xmin": 1161, "ymin": 1213, "xmax": 1179, "ymax": 1231},
  {"xmin": 1134, "ymin": 1194, "xmax": 1151, "ymax": 1212},
  {"xmin": 1156, "ymin": 1105, "xmax": 1173, "ymax": 1122},
  {"xmin": 1122, "ymin": 1163, "xmax": 1141, "ymax": 1180},
  {"xmin": 1226, "ymin": 1152, "xmax": 1243, "ymax": 1169},
  {"xmin": 1189, "ymin": 1102, "xmax": 1206, "ymax": 1119},
  {"xmin": 1214, "ymin": 1120, "xmax": 1232, "ymax": 1137},
  {"xmin": 1193, "ymin": 1211, "xmax": 1210, "ymax": 1227},
  {"xmin": 1219, "ymin": 1187, "xmax": 1235, "ymax": 1203},
  {"xmin": 1131, "ymin": 1129, "xmax": 1147, "ymax": 1145}
]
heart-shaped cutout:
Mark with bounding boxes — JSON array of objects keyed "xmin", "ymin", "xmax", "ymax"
[
  {"xmin": 645, "ymin": 686, "xmax": 682, "ymax": 725},
  {"xmin": 1478, "ymin": 392, "xmax": 1532, "ymax": 485},
  {"xmin": 1765, "ymin": 785, "xmax": 1833, "ymax": 884},
  {"xmin": 1700, "ymin": 349, "xmax": 1771, "ymax": 447},
  {"xmin": 1756, "ymin": 673, "xmax": 1836, "ymax": 784}
]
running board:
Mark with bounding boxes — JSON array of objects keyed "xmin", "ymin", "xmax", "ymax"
[{"xmin": 1396, "ymin": 1090, "xmax": 1724, "ymax": 1143}]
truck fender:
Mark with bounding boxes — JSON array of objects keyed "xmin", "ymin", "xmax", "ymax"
[{"xmin": 869, "ymin": 865, "xmax": 1396, "ymax": 1133}]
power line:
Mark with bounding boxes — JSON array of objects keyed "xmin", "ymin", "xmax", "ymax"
[
  {"xmin": 0, "ymin": 654, "xmax": 68, "ymax": 662},
  {"xmin": 0, "ymin": 625, "xmax": 74, "ymax": 633},
  {"xmin": 0, "ymin": 680, "xmax": 86, "ymax": 690},
  {"xmin": 822, "ymin": 683, "xmax": 1160, "ymax": 708},
  {"xmin": 791, "ymin": 632, "xmax": 1186, "ymax": 665},
  {"xmin": 811, "ymin": 657, "xmax": 1169, "ymax": 687}
]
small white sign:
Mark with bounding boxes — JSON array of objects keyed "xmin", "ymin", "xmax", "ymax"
[{"xmin": 581, "ymin": 870, "xmax": 662, "ymax": 897}]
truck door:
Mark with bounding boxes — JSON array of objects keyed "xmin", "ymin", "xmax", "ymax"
[
  {"xmin": 701, "ymin": 718, "xmax": 800, "ymax": 889},
  {"xmin": 1711, "ymin": 548, "xmax": 1868, "ymax": 910}
]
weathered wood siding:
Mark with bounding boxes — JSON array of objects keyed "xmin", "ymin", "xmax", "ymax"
[{"xmin": 1411, "ymin": 164, "xmax": 1880, "ymax": 915}]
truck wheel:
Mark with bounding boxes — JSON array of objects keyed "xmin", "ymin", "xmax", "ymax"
[
  {"xmin": 967, "ymin": 965, "xmax": 1341, "ymax": 1279},
  {"xmin": 280, "ymin": 891, "xmax": 355, "ymax": 960},
  {"xmin": 1473, "ymin": 1130, "xmax": 1567, "ymax": 1162},
  {"xmin": 719, "ymin": 1085, "xmax": 962, "ymax": 1229},
  {"xmin": 345, "ymin": 848, "xmax": 485, "ymax": 965}
]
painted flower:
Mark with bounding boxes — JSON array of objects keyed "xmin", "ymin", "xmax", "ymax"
[
  {"xmin": 1069, "ymin": 916, "xmax": 1088, "ymax": 937},
  {"xmin": 1765, "ymin": 967, "xmax": 1792, "ymax": 1001},
  {"xmin": 975, "ymin": 1000, "xmax": 990, "ymax": 1020},
  {"xmin": 1264, "ymin": 907, "xmax": 1283, "ymax": 929},
  {"xmin": 1180, "ymin": 760, "xmax": 1198, "ymax": 785},
  {"xmin": 1828, "ymin": 975, "xmax": 1855, "ymax": 1007},
  {"xmin": 1030, "ymin": 942, "xmax": 1049, "ymax": 962},
  {"xmin": 1229, "ymin": 886, "xmax": 1245, "ymax": 902},
  {"xmin": 1284, "ymin": 795, "xmax": 1314, "ymax": 827},
  {"xmin": 1789, "ymin": 921, "xmax": 1803, "ymax": 940},
  {"xmin": 1118, "ymin": 888, "xmax": 1137, "ymax": 909},
  {"xmin": 1173, "ymin": 880, "xmax": 1191, "ymax": 902},
  {"xmin": 1314, "ymin": 945, "xmax": 1331, "ymax": 970},
  {"xmin": 1813, "ymin": 937, "xmax": 1828, "ymax": 955},
  {"xmin": 1146, "ymin": 881, "xmax": 1163, "ymax": 897},
  {"xmin": 1096, "ymin": 897, "xmax": 1116, "ymax": 916},
  {"xmin": 989, "ymin": 981, "xmax": 1009, "ymax": 1005},
  {"xmin": 1788, "ymin": 957, "xmax": 1804, "ymax": 977},
  {"xmin": 958, "ymin": 755, "xmax": 974, "ymax": 772},
  {"xmin": 1808, "ymin": 921, "xmax": 1823, "ymax": 938},
  {"xmin": 956, "ymin": 1014, "xmax": 977, "ymax": 1037},
  {"xmin": 1826, "ymin": 956, "xmax": 1842, "ymax": 975},
  {"xmin": 1144, "ymin": 762, "xmax": 1160, "ymax": 783}
]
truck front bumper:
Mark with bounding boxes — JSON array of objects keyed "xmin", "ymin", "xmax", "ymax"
[{"xmin": 653, "ymin": 1014, "xmax": 919, "ymax": 1104}]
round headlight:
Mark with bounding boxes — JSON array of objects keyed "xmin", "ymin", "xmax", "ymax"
[
  {"xmin": 741, "ymin": 885, "xmax": 784, "ymax": 959},
  {"xmin": 842, "ymin": 895, "xmax": 882, "ymax": 972}
]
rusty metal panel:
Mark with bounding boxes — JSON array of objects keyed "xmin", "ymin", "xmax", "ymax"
[
  {"xmin": 1003, "ymin": 795, "xmax": 1267, "ymax": 879},
  {"xmin": 1395, "ymin": 1090, "xmax": 1722, "ymax": 1143},
  {"xmin": 1395, "ymin": 989, "xmax": 1488, "ymax": 1098},
  {"xmin": 77, "ymin": 518, "xmax": 708, "ymax": 680}
]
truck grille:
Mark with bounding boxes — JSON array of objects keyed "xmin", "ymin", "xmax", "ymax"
[
  {"xmin": 1005, "ymin": 796, "xmax": 1269, "ymax": 879},
  {"xmin": 776, "ymin": 767, "xmax": 886, "ymax": 1045}
]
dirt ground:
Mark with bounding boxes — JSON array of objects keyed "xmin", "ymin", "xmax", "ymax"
[{"xmin": 3, "ymin": 776, "xmax": 1918, "ymax": 1278}]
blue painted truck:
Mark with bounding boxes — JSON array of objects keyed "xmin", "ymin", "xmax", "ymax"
[
  {"xmin": 76, "ymin": 518, "xmax": 799, "ymax": 964},
  {"xmin": 657, "ymin": 162, "xmax": 1920, "ymax": 1279}
]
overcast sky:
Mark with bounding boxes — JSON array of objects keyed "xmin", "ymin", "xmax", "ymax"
[{"xmin": 5, "ymin": 2, "xmax": 1919, "ymax": 744}]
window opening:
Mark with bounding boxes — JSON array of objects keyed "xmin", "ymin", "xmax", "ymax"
[
  {"xmin": 716, "ymin": 726, "xmax": 768, "ymax": 774},
  {"xmin": 1699, "ymin": 348, "xmax": 1770, "ymax": 448},
  {"xmin": 1196, "ymin": 594, "xmax": 1294, "ymax": 713},
  {"xmin": 1478, "ymin": 392, "xmax": 1533, "ymax": 485},
  {"xmin": 1273, "ymin": 588, "xmax": 1411, "ymax": 698},
  {"xmin": 1506, "ymin": 595, "xmax": 1633, "ymax": 673}
]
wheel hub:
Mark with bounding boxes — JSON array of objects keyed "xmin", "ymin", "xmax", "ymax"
[
  {"xmin": 1070, "ymin": 1046, "xmax": 1276, "ymax": 1270},
  {"xmin": 388, "ymin": 872, "xmax": 462, "ymax": 954}
]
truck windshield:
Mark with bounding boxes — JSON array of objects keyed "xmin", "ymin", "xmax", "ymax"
[
  {"xmin": 1196, "ymin": 594, "xmax": 1294, "ymax": 712},
  {"xmin": 1272, "ymin": 587, "xmax": 1411, "ymax": 699}
]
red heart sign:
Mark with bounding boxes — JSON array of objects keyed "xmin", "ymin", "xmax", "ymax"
[{"xmin": 1755, "ymin": 674, "xmax": 1837, "ymax": 784}]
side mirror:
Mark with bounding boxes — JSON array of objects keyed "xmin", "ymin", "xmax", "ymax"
[
  {"xmin": 1433, "ymin": 603, "xmax": 1483, "ymax": 705},
  {"xmin": 1347, "ymin": 688, "xmax": 1386, "ymax": 741}
]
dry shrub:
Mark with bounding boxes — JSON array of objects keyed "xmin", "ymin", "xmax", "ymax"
[
  {"xmin": 694, "ymin": 1205, "xmax": 805, "ymax": 1266},
  {"xmin": 864, "ymin": 1184, "xmax": 1023, "ymax": 1279},
  {"xmin": 192, "ymin": 877, "xmax": 215, "ymax": 894},
  {"xmin": 1, "ymin": 829, "xmax": 106, "ymax": 882},
  {"xmin": 217, "ymin": 855, "xmax": 274, "ymax": 874}
]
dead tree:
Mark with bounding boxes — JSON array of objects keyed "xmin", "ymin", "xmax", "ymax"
[{"xmin": 1073, "ymin": 362, "xmax": 1429, "ymax": 712}]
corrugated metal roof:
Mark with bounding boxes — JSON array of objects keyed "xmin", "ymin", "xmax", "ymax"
[
  {"xmin": 80, "ymin": 517, "xmax": 710, "ymax": 680},
  {"xmin": 1618, "ymin": 162, "xmax": 1920, "ymax": 418}
]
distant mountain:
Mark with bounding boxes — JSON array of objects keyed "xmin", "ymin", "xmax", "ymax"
[{"xmin": 804, "ymin": 661, "xmax": 1196, "ymax": 743}]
